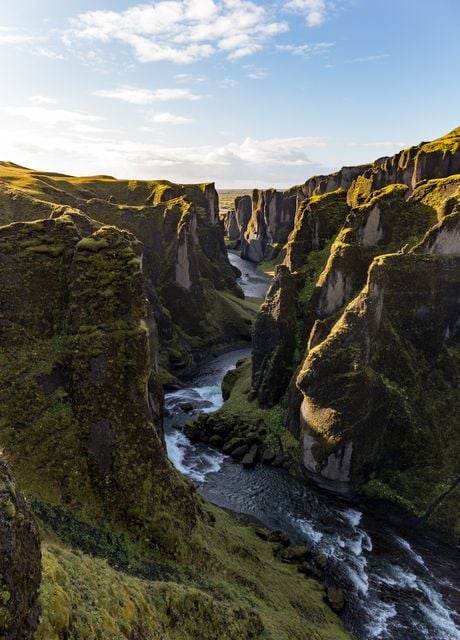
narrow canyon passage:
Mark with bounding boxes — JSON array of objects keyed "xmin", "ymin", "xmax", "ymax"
[{"xmin": 165, "ymin": 251, "xmax": 460, "ymax": 640}]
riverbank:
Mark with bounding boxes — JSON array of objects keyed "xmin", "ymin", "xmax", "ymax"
[{"xmin": 165, "ymin": 348, "xmax": 460, "ymax": 640}]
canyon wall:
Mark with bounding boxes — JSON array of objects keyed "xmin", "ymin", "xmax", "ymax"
[{"xmin": 249, "ymin": 128, "xmax": 460, "ymax": 538}]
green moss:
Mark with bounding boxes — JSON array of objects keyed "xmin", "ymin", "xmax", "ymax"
[
  {"xmin": 36, "ymin": 503, "xmax": 351, "ymax": 640},
  {"xmin": 76, "ymin": 237, "xmax": 109, "ymax": 252},
  {"xmin": 215, "ymin": 360, "xmax": 299, "ymax": 462}
]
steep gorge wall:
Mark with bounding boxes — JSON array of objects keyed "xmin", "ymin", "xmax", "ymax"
[
  {"xmin": 0, "ymin": 199, "xmax": 352, "ymax": 640},
  {"xmin": 0, "ymin": 165, "xmax": 252, "ymax": 375},
  {"xmin": 0, "ymin": 214, "xmax": 199, "ymax": 547},
  {"xmin": 248, "ymin": 128, "xmax": 460, "ymax": 538}
]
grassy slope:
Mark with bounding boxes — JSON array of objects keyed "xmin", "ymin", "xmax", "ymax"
[{"xmin": 37, "ymin": 505, "xmax": 352, "ymax": 640}]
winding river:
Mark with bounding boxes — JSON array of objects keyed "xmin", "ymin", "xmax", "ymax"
[{"xmin": 165, "ymin": 252, "xmax": 460, "ymax": 640}]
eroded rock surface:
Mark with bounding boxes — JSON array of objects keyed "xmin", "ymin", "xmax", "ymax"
[{"xmin": 0, "ymin": 459, "xmax": 41, "ymax": 640}]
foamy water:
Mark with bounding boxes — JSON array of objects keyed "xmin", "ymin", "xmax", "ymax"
[{"xmin": 163, "ymin": 337, "xmax": 460, "ymax": 639}]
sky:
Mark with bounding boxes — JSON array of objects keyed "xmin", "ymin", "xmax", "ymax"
[{"xmin": 0, "ymin": 0, "xmax": 459, "ymax": 188}]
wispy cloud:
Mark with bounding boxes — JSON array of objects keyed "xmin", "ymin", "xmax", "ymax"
[
  {"xmin": 243, "ymin": 64, "xmax": 268, "ymax": 79},
  {"xmin": 349, "ymin": 141, "xmax": 406, "ymax": 150},
  {"xmin": 218, "ymin": 78, "xmax": 239, "ymax": 89},
  {"xmin": 145, "ymin": 111, "xmax": 194, "ymax": 124},
  {"xmin": 347, "ymin": 53, "xmax": 389, "ymax": 63},
  {"xmin": 0, "ymin": 26, "xmax": 42, "ymax": 45},
  {"xmin": 283, "ymin": 0, "xmax": 329, "ymax": 27},
  {"xmin": 34, "ymin": 46, "xmax": 64, "ymax": 60},
  {"xmin": 66, "ymin": 1, "xmax": 289, "ymax": 64},
  {"xmin": 277, "ymin": 41, "xmax": 334, "ymax": 56},
  {"xmin": 174, "ymin": 73, "xmax": 207, "ymax": 84},
  {"xmin": 29, "ymin": 95, "xmax": 57, "ymax": 105},
  {"xmin": 0, "ymin": 105, "xmax": 103, "ymax": 128},
  {"xmin": 93, "ymin": 85, "xmax": 202, "ymax": 104}
]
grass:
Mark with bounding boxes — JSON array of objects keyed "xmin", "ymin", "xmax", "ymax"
[
  {"xmin": 218, "ymin": 359, "xmax": 299, "ymax": 460},
  {"xmin": 217, "ymin": 190, "xmax": 251, "ymax": 210},
  {"xmin": 36, "ymin": 503, "xmax": 352, "ymax": 640}
]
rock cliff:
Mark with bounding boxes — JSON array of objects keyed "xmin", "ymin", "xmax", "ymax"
[
  {"xmin": 248, "ymin": 128, "xmax": 460, "ymax": 538},
  {"xmin": 0, "ymin": 214, "xmax": 198, "ymax": 546},
  {"xmin": 0, "ymin": 459, "xmax": 41, "ymax": 639},
  {"xmin": 0, "ymin": 180, "xmax": 351, "ymax": 640},
  {"xmin": 0, "ymin": 164, "xmax": 252, "ymax": 376},
  {"xmin": 241, "ymin": 188, "xmax": 297, "ymax": 262}
]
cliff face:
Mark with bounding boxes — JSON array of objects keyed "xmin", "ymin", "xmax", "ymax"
[
  {"xmin": 0, "ymin": 459, "xmax": 41, "ymax": 639},
  {"xmin": 249, "ymin": 128, "xmax": 460, "ymax": 538},
  {"xmin": 0, "ymin": 214, "xmax": 198, "ymax": 548},
  {"xmin": 347, "ymin": 128, "xmax": 460, "ymax": 206},
  {"xmin": 226, "ymin": 166, "xmax": 372, "ymax": 265},
  {"xmin": 221, "ymin": 194, "xmax": 253, "ymax": 246},
  {"xmin": 223, "ymin": 128, "xmax": 460, "ymax": 267},
  {"xmin": 241, "ymin": 188, "xmax": 297, "ymax": 262},
  {"xmin": 0, "ymin": 164, "xmax": 251, "ymax": 375},
  {"xmin": 0, "ymin": 212, "xmax": 352, "ymax": 640}
]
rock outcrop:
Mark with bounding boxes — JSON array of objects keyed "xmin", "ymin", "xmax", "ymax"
[
  {"xmin": 0, "ymin": 214, "xmax": 198, "ymax": 548},
  {"xmin": 0, "ymin": 164, "xmax": 254, "ymax": 375},
  {"xmin": 252, "ymin": 265, "xmax": 298, "ymax": 406},
  {"xmin": 241, "ymin": 188, "xmax": 297, "ymax": 262},
  {"xmin": 0, "ymin": 207, "xmax": 352, "ymax": 640},
  {"xmin": 223, "ymin": 128, "xmax": 460, "ymax": 268},
  {"xmin": 248, "ymin": 128, "xmax": 460, "ymax": 538},
  {"xmin": 347, "ymin": 128, "xmax": 460, "ymax": 206},
  {"xmin": 0, "ymin": 459, "xmax": 41, "ymax": 639}
]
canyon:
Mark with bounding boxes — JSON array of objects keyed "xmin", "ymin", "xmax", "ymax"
[{"xmin": 0, "ymin": 128, "xmax": 459, "ymax": 639}]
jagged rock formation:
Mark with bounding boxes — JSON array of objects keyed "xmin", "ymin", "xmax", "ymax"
[
  {"xmin": 221, "ymin": 195, "xmax": 253, "ymax": 247},
  {"xmin": 347, "ymin": 129, "xmax": 460, "ymax": 206},
  {"xmin": 224, "ymin": 129, "xmax": 460, "ymax": 267},
  {"xmin": 0, "ymin": 459, "xmax": 41, "ymax": 639},
  {"xmin": 297, "ymin": 163, "xmax": 372, "ymax": 202},
  {"xmin": 0, "ymin": 214, "xmax": 198, "ymax": 547},
  {"xmin": 224, "ymin": 167, "xmax": 372, "ymax": 264},
  {"xmin": 251, "ymin": 266, "xmax": 298, "ymax": 406},
  {"xmin": 0, "ymin": 179, "xmax": 352, "ymax": 640},
  {"xmin": 0, "ymin": 164, "xmax": 252, "ymax": 376},
  {"xmin": 249, "ymin": 128, "xmax": 460, "ymax": 538},
  {"xmin": 241, "ymin": 188, "xmax": 297, "ymax": 262}
]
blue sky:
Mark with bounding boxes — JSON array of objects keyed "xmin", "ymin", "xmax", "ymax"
[{"xmin": 0, "ymin": 0, "xmax": 458, "ymax": 188}]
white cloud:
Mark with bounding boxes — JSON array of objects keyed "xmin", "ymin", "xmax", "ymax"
[
  {"xmin": 277, "ymin": 41, "xmax": 334, "ymax": 56},
  {"xmin": 284, "ymin": 0, "xmax": 328, "ymax": 27},
  {"xmin": 174, "ymin": 73, "xmax": 207, "ymax": 83},
  {"xmin": 34, "ymin": 46, "xmax": 64, "ymax": 60},
  {"xmin": 146, "ymin": 111, "xmax": 194, "ymax": 124},
  {"xmin": 67, "ymin": 1, "xmax": 289, "ymax": 64},
  {"xmin": 29, "ymin": 95, "xmax": 57, "ymax": 105},
  {"xmin": 243, "ymin": 64, "xmax": 268, "ymax": 79},
  {"xmin": 0, "ymin": 106, "xmax": 103, "ymax": 128},
  {"xmin": 218, "ymin": 77, "xmax": 239, "ymax": 89},
  {"xmin": 347, "ymin": 53, "xmax": 389, "ymax": 63},
  {"xmin": 1, "ymin": 126, "xmax": 325, "ymax": 179},
  {"xmin": 0, "ymin": 26, "xmax": 41, "ymax": 45},
  {"xmin": 218, "ymin": 135, "xmax": 326, "ymax": 165},
  {"xmin": 349, "ymin": 141, "xmax": 406, "ymax": 150},
  {"xmin": 93, "ymin": 85, "xmax": 202, "ymax": 104}
]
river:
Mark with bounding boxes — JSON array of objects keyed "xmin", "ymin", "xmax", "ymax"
[{"xmin": 164, "ymin": 252, "xmax": 460, "ymax": 640}]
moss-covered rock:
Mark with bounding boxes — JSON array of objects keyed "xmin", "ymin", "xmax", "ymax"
[
  {"xmin": 252, "ymin": 265, "xmax": 298, "ymax": 406},
  {"xmin": 347, "ymin": 127, "xmax": 460, "ymax": 207},
  {"xmin": 241, "ymin": 188, "xmax": 297, "ymax": 263},
  {"xmin": 297, "ymin": 250, "xmax": 460, "ymax": 537},
  {"xmin": 0, "ymin": 459, "xmax": 41, "ymax": 639},
  {"xmin": 0, "ymin": 164, "xmax": 251, "ymax": 373},
  {"xmin": 243, "ymin": 130, "xmax": 460, "ymax": 539},
  {"xmin": 0, "ymin": 216, "xmax": 198, "ymax": 552}
]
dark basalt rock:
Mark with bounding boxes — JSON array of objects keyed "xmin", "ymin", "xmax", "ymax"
[{"xmin": 0, "ymin": 459, "xmax": 41, "ymax": 640}]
